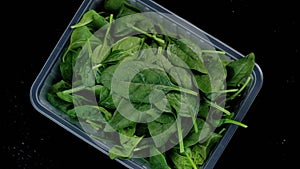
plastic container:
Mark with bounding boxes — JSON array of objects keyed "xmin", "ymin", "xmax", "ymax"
[{"xmin": 30, "ymin": 0, "xmax": 263, "ymax": 168}]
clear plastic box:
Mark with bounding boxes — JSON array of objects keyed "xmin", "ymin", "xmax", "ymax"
[{"xmin": 30, "ymin": 0, "xmax": 263, "ymax": 168}]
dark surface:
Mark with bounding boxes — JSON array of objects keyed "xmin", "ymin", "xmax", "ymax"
[{"xmin": 2, "ymin": 0, "xmax": 297, "ymax": 168}]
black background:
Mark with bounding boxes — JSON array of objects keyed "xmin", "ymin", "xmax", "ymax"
[{"xmin": 2, "ymin": 0, "xmax": 297, "ymax": 168}]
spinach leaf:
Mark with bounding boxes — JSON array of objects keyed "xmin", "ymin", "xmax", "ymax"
[
  {"xmin": 71, "ymin": 9, "xmax": 108, "ymax": 32},
  {"xmin": 109, "ymin": 135, "xmax": 143, "ymax": 159},
  {"xmin": 68, "ymin": 105, "xmax": 111, "ymax": 123},
  {"xmin": 76, "ymin": 43, "xmax": 96, "ymax": 87},
  {"xmin": 166, "ymin": 92, "xmax": 199, "ymax": 120},
  {"xmin": 47, "ymin": 92, "xmax": 73, "ymax": 115},
  {"xmin": 104, "ymin": 0, "xmax": 125, "ymax": 13},
  {"xmin": 149, "ymin": 147, "xmax": 170, "ymax": 169},
  {"xmin": 63, "ymin": 26, "xmax": 98, "ymax": 58},
  {"xmin": 226, "ymin": 52, "xmax": 255, "ymax": 87},
  {"xmin": 183, "ymin": 118, "xmax": 212, "ymax": 148},
  {"xmin": 166, "ymin": 92, "xmax": 200, "ymax": 153},
  {"xmin": 194, "ymin": 53, "xmax": 227, "ymax": 93},
  {"xmin": 104, "ymin": 109, "xmax": 135, "ymax": 132},
  {"xmin": 189, "ymin": 132, "xmax": 223, "ymax": 165},
  {"xmin": 93, "ymin": 36, "xmax": 144, "ymax": 66},
  {"xmin": 112, "ymin": 36, "xmax": 143, "ymax": 52},
  {"xmin": 169, "ymin": 148, "xmax": 194, "ymax": 169},
  {"xmin": 98, "ymin": 85, "xmax": 116, "ymax": 109},
  {"xmin": 148, "ymin": 113, "xmax": 177, "ymax": 148},
  {"xmin": 113, "ymin": 98, "xmax": 161, "ymax": 123},
  {"xmin": 116, "ymin": 1, "xmax": 141, "ymax": 18},
  {"xmin": 113, "ymin": 12, "xmax": 155, "ymax": 38},
  {"xmin": 167, "ymin": 38, "xmax": 207, "ymax": 74},
  {"xmin": 98, "ymin": 64, "xmax": 117, "ymax": 90},
  {"xmin": 60, "ymin": 26, "xmax": 101, "ymax": 82},
  {"xmin": 128, "ymin": 68, "xmax": 180, "ymax": 103},
  {"xmin": 104, "ymin": 61, "xmax": 197, "ymax": 104},
  {"xmin": 91, "ymin": 14, "xmax": 114, "ymax": 64},
  {"xmin": 168, "ymin": 66, "xmax": 195, "ymax": 89},
  {"xmin": 59, "ymin": 49, "xmax": 80, "ymax": 83},
  {"xmin": 47, "ymin": 80, "xmax": 73, "ymax": 113}
]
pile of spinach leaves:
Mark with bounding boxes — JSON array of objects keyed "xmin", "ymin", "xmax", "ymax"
[{"xmin": 47, "ymin": 0, "xmax": 255, "ymax": 168}]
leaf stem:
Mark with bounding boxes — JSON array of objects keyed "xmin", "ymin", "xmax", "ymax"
[
  {"xmin": 202, "ymin": 50, "xmax": 226, "ymax": 55},
  {"xmin": 130, "ymin": 24, "xmax": 165, "ymax": 44},
  {"xmin": 157, "ymin": 85, "xmax": 198, "ymax": 96},
  {"xmin": 87, "ymin": 38, "xmax": 93, "ymax": 57},
  {"xmin": 177, "ymin": 87, "xmax": 198, "ymax": 96},
  {"xmin": 222, "ymin": 119, "xmax": 248, "ymax": 128},
  {"xmin": 228, "ymin": 76, "xmax": 252, "ymax": 100},
  {"xmin": 210, "ymin": 89, "xmax": 239, "ymax": 94},
  {"xmin": 92, "ymin": 63, "xmax": 103, "ymax": 69},
  {"xmin": 205, "ymin": 99, "xmax": 231, "ymax": 116},
  {"xmin": 177, "ymin": 116, "xmax": 185, "ymax": 153},
  {"xmin": 184, "ymin": 151, "xmax": 198, "ymax": 169},
  {"xmin": 86, "ymin": 119, "xmax": 102, "ymax": 130},
  {"xmin": 62, "ymin": 85, "xmax": 86, "ymax": 94},
  {"xmin": 192, "ymin": 115, "xmax": 198, "ymax": 133},
  {"xmin": 98, "ymin": 106, "xmax": 112, "ymax": 120},
  {"xmin": 218, "ymin": 128, "xmax": 226, "ymax": 135}
]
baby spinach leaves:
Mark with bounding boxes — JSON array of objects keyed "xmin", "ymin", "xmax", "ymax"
[{"xmin": 47, "ymin": 0, "xmax": 256, "ymax": 168}]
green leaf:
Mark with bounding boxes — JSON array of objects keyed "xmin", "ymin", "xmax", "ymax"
[
  {"xmin": 104, "ymin": 0, "xmax": 125, "ymax": 12},
  {"xmin": 60, "ymin": 49, "xmax": 80, "ymax": 83},
  {"xmin": 194, "ymin": 53, "xmax": 227, "ymax": 93},
  {"xmin": 77, "ymin": 48, "xmax": 96, "ymax": 87},
  {"xmin": 104, "ymin": 114, "xmax": 132, "ymax": 133},
  {"xmin": 69, "ymin": 105, "xmax": 111, "ymax": 123},
  {"xmin": 47, "ymin": 93, "xmax": 73, "ymax": 114},
  {"xmin": 189, "ymin": 132, "xmax": 223, "ymax": 165},
  {"xmin": 169, "ymin": 149, "xmax": 193, "ymax": 169},
  {"xmin": 116, "ymin": 1, "xmax": 141, "ymax": 18},
  {"xmin": 128, "ymin": 68, "xmax": 177, "ymax": 103},
  {"xmin": 71, "ymin": 10, "xmax": 108, "ymax": 32},
  {"xmin": 99, "ymin": 64, "xmax": 118, "ymax": 89},
  {"xmin": 92, "ymin": 14, "xmax": 114, "ymax": 64},
  {"xmin": 168, "ymin": 66, "xmax": 195, "ymax": 89},
  {"xmin": 60, "ymin": 26, "xmax": 101, "ymax": 83},
  {"xmin": 183, "ymin": 118, "xmax": 212, "ymax": 147},
  {"xmin": 166, "ymin": 92, "xmax": 199, "ymax": 118},
  {"xmin": 94, "ymin": 36, "xmax": 144, "ymax": 65},
  {"xmin": 66, "ymin": 26, "xmax": 96, "ymax": 53},
  {"xmin": 226, "ymin": 52, "xmax": 255, "ymax": 87},
  {"xmin": 113, "ymin": 98, "xmax": 161, "ymax": 123},
  {"xmin": 112, "ymin": 36, "xmax": 143, "ymax": 52},
  {"xmin": 109, "ymin": 135, "xmax": 143, "ymax": 159},
  {"xmin": 149, "ymin": 147, "xmax": 170, "ymax": 169},
  {"xmin": 113, "ymin": 12, "xmax": 154, "ymax": 37},
  {"xmin": 98, "ymin": 85, "xmax": 116, "ymax": 110},
  {"xmin": 47, "ymin": 80, "xmax": 73, "ymax": 113},
  {"xmin": 167, "ymin": 38, "xmax": 208, "ymax": 74},
  {"xmin": 148, "ymin": 114, "xmax": 177, "ymax": 148}
]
